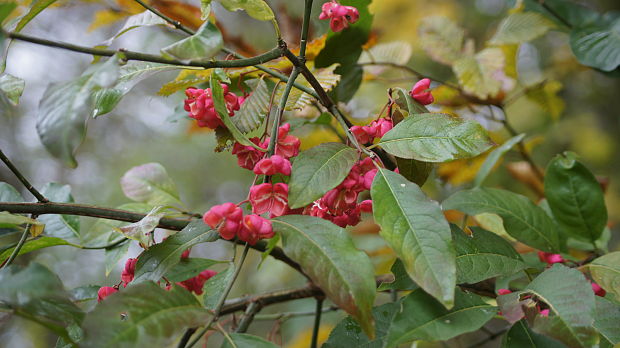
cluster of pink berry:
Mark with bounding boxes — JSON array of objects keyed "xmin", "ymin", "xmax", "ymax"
[
  {"xmin": 184, "ymin": 84, "xmax": 245, "ymax": 129},
  {"xmin": 97, "ymin": 249, "xmax": 217, "ymax": 302},
  {"xmin": 303, "ymin": 157, "xmax": 375, "ymax": 227},
  {"xmin": 537, "ymin": 251, "xmax": 565, "ymax": 265},
  {"xmin": 203, "ymin": 202, "xmax": 274, "ymax": 245},
  {"xmin": 319, "ymin": 1, "xmax": 359, "ymax": 32},
  {"xmin": 350, "ymin": 117, "xmax": 393, "ymax": 145}
]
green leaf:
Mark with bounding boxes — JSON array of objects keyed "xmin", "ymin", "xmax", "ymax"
[
  {"xmin": 594, "ymin": 296, "xmax": 620, "ymax": 345},
  {"xmin": 315, "ymin": 0, "xmax": 373, "ymax": 102},
  {"xmin": 453, "ymin": 47, "xmax": 508, "ymax": 99},
  {"xmin": 120, "ymin": 162, "xmax": 183, "ymax": 207},
  {"xmin": 371, "ymin": 169, "xmax": 455, "ymax": 307},
  {"xmin": 69, "ymin": 285, "xmax": 100, "ymax": 303},
  {"xmin": 232, "ymin": 78, "xmax": 271, "ymax": 133},
  {"xmin": 92, "ymin": 62, "xmax": 180, "ymax": 117},
  {"xmin": 521, "ymin": 0, "xmax": 599, "ymax": 28},
  {"xmin": 82, "ymin": 282, "xmax": 209, "ymax": 348},
  {"xmin": 443, "ymin": 187, "xmax": 561, "ymax": 252},
  {"xmin": 418, "ymin": 16, "xmax": 464, "ymax": 65},
  {"xmin": 133, "ymin": 219, "xmax": 218, "ymax": 283},
  {"xmin": 161, "ymin": 21, "xmax": 223, "ymax": 61},
  {"xmin": 81, "ymin": 203, "xmax": 152, "ymax": 248},
  {"xmin": 377, "ymin": 258, "xmax": 418, "ymax": 291},
  {"xmin": 0, "ymin": 182, "xmax": 22, "ymax": 202},
  {"xmin": 287, "ymin": 143, "xmax": 358, "ymax": 209},
  {"xmin": 588, "ymin": 252, "xmax": 620, "ymax": 300},
  {"xmin": 544, "ymin": 153, "xmax": 607, "ymax": 244},
  {"xmin": 474, "ymin": 134, "xmax": 525, "ymax": 187},
  {"xmin": 395, "ymin": 157, "xmax": 433, "ymax": 186},
  {"xmin": 393, "ymin": 87, "xmax": 430, "ymax": 117},
  {"xmin": 117, "ymin": 206, "xmax": 166, "ymax": 247},
  {"xmin": 490, "ymin": 12, "xmax": 556, "ymax": 45},
  {"xmin": 215, "ymin": 0, "xmax": 274, "ymax": 21},
  {"xmin": 103, "ymin": 11, "xmax": 168, "ymax": 46},
  {"xmin": 210, "ymin": 74, "xmax": 265, "ymax": 151},
  {"xmin": 203, "ymin": 265, "xmax": 234, "ymax": 310},
  {"xmin": 525, "ymin": 80, "xmax": 565, "ymax": 120},
  {"xmin": 38, "ymin": 183, "xmax": 80, "ymax": 243},
  {"xmin": 452, "ymin": 225, "xmax": 525, "ymax": 284},
  {"xmin": 0, "ymin": 236, "xmax": 70, "ymax": 262},
  {"xmin": 272, "ymin": 215, "xmax": 376, "ymax": 338},
  {"xmin": 0, "ymin": 263, "xmax": 84, "ymax": 333},
  {"xmin": 0, "ymin": 73, "xmax": 25, "ymax": 106},
  {"xmin": 15, "ymin": 0, "xmax": 56, "ymax": 32},
  {"xmin": 385, "ymin": 289, "xmax": 496, "ymax": 347},
  {"xmin": 323, "ymin": 302, "xmax": 400, "ymax": 348},
  {"xmin": 501, "ymin": 320, "xmax": 566, "ymax": 348},
  {"xmin": 0, "ymin": 2, "xmax": 17, "ymax": 23},
  {"xmin": 570, "ymin": 15, "xmax": 620, "ymax": 72},
  {"xmin": 36, "ymin": 56, "xmax": 120, "ymax": 167},
  {"xmin": 221, "ymin": 333, "xmax": 278, "ymax": 348},
  {"xmin": 164, "ymin": 257, "xmax": 222, "ymax": 282},
  {"xmin": 377, "ymin": 113, "xmax": 493, "ymax": 163},
  {"xmin": 526, "ymin": 264, "xmax": 597, "ymax": 348}
]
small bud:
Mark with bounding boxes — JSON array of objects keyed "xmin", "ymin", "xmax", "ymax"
[
  {"xmin": 409, "ymin": 78, "xmax": 434, "ymax": 105},
  {"xmin": 97, "ymin": 286, "xmax": 118, "ymax": 302},
  {"xmin": 497, "ymin": 288, "xmax": 512, "ymax": 295},
  {"xmin": 121, "ymin": 258, "xmax": 137, "ymax": 287},
  {"xmin": 591, "ymin": 282, "xmax": 606, "ymax": 297}
]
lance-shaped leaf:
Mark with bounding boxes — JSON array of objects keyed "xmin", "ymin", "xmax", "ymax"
[
  {"xmin": 161, "ymin": 21, "xmax": 223, "ymax": 61},
  {"xmin": 544, "ymin": 153, "xmax": 607, "ymax": 244},
  {"xmin": 209, "ymin": 0, "xmax": 275, "ymax": 21},
  {"xmin": 0, "ymin": 212, "xmax": 45, "ymax": 236},
  {"xmin": 232, "ymin": 78, "xmax": 271, "ymax": 133},
  {"xmin": 490, "ymin": 12, "xmax": 556, "ymax": 45},
  {"xmin": 117, "ymin": 206, "xmax": 167, "ymax": 247},
  {"xmin": 82, "ymin": 282, "xmax": 210, "ymax": 347},
  {"xmin": 526, "ymin": 264, "xmax": 597, "ymax": 348},
  {"xmin": 395, "ymin": 157, "xmax": 433, "ymax": 186},
  {"xmin": 358, "ymin": 41, "xmax": 413, "ymax": 76},
  {"xmin": 594, "ymin": 296, "xmax": 620, "ymax": 345},
  {"xmin": 0, "ymin": 236, "xmax": 71, "ymax": 263},
  {"xmin": 324, "ymin": 302, "xmax": 400, "ymax": 348},
  {"xmin": 588, "ymin": 252, "xmax": 620, "ymax": 299},
  {"xmin": 15, "ymin": 0, "xmax": 56, "ymax": 32},
  {"xmin": 38, "ymin": 183, "xmax": 80, "ymax": 242},
  {"xmin": 0, "ymin": 2, "xmax": 16, "ymax": 23},
  {"xmin": 377, "ymin": 258, "xmax": 418, "ymax": 291},
  {"xmin": 221, "ymin": 333, "xmax": 278, "ymax": 348},
  {"xmin": 120, "ymin": 162, "xmax": 183, "ymax": 207},
  {"xmin": 443, "ymin": 187, "xmax": 561, "ymax": 252},
  {"xmin": 37, "ymin": 56, "xmax": 120, "ymax": 167},
  {"xmin": 273, "ymin": 215, "xmax": 376, "ymax": 338},
  {"xmin": 452, "ymin": 225, "xmax": 525, "ymax": 284},
  {"xmin": 133, "ymin": 219, "xmax": 218, "ymax": 283},
  {"xmin": 164, "ymin": 258, "xmax": 223, "ymax": 282},
  {"xmin": 501, "ymin": 320, "xmax": 566, "ymax": 348},
  {"xmin": 203, "ymin": 265, "xmax": 234, "ymax": 310},
  {"xmin": 570, "ymin": 15, "xmax": 620, "ymax": 72},
  {"xmin": 0, "ymin": 73, "xmax": 25, "ymax": 106},
  {"xmin": 371, "ymin": 169, "xmax": 456, "ymax": 307},
  {"xmin": 393, "ymin": 87, "xmax": 429, "ymax": 115},
  {"xmin": 474, "ymin": 133, "xmax": 525, "ymax": 187},
  {"xmin": 102, "ymin": 11, "xmax": 168, "ymax": 46},
  {"xmin": 276, "ymin": 64, "xmax": 341, "ymax": 111},
  {"xmin": 418, "ymin": 16, "xmax": 464, "ymax": 65},
  {"xmin": 287, "ymin": 143, "xmax": 358, "ymax": 209},
  {"xmin": 385, "ymin": 289, "xmax": 496, "ymax": 347},
  {"xmin": 377, "ymin": 113, "xmax": 493, "ymax": 163},
  {"xmin": 453, "ymin": 48, "xmax": 507, "ymax": 100},
  {"xmin": 0, "ymin": 182, "xmax": 22, "ymax": 202},
  {"xmin": 92, "ymin": 62, "xmax": 181, "ymax": 117}
]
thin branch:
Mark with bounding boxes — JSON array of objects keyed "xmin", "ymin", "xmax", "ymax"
[
  {"xmin": 267, "ymin": 68, "xmax": 300, "ymax": 156},
  {"xmin": 501, "ymin": 116, "xmax": 544, "ymax": 182},
  {"xmin": 539, "ymin": 0, "xmax": 572, "ymax": 29},
  {"xmin": 185, "ymin": 244, "xmax": 251, "ymax": 348},
  {"xmin": 235, "ymin": 301, "xmax": 262, "ymax": 333},
  {"xmin": 253, "ymin": 306, "xmax": 340, "ymax": 321},
  {"xmin": 298, "ymin": 0, "xmax": 314, "ymax": 60},
  {"xmin": 310, "ymin": 297, "xmax": 324, "ymax": 348},
  {"xmin": 2, "ymin": 224, "xmax": 30, "ymax": 268},
  {"xmin": 132, "ymin": 0, "xmax": 194, "ymax": 35},
  {"xmin": 4, "ymin": 31, "xmax": 284, "ymax": 69},
  {"xmin": 0, "ymin": 149, "xmax": 47, "ymax": 202},
  {"xmin": 0, "ymin": 201, "xmax": 302, "ymax": 273}
]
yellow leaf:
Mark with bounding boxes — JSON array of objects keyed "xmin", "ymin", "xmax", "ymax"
[
  {"xmin": 437, "ymin": 154, "xmax": 488, "ymax": 186},
  {"xmin": 289, "ymin": 35, "xmax": 326, "ymax": 61},
  {"xmin": 286, "ymin": 324, "xmax": 334, "ymax": 348},
  {"xmin": 88, "ymin": 10, "xmax": 129, "ymax": 32},
  {"xmin": 525, "ymin": 80, "xmax": 565, "ymax": 120},
  {"xmin": 501, "ymin": 44, "xmax": 519, "ymax": 78},
  {"xmin": 453, "ymin": 47, "xmax": 513, "ymax": 99},
  {"xmin": 158, "ymin": 69, "xmax": 211, "ymax": 96}
]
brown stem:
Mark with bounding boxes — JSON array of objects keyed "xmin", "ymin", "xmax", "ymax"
[{"xmin": 0, "ymin": 149, "xmax": 48, "ymax": 202}]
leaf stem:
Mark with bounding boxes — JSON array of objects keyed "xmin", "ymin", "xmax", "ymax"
[
  {"xmin": 501, "ymin": 116, "xmax": 544, "ymax": 182},
  {"xmin": 3, "ymin": 30, "xmax": 285, "ymax": 69},
  {"xmin": 234, "ymin": 301, "xmax": 262, "ymax": 333},
  {"xmin": 0, "ymin": 149, "xmax": 47, "ymax": 202},
  {"xmin": 538, "ymin": 0, "xmax": 572, "ymax": 29},
  {"xmin": 310, "ymin": 297, "xmax": 324, "ymax": 348},
  {"xmin": 185, "ymin": 243, "xmax": 251, "ymax": 348},
  {"xmin": 2, "ymin": 224, "xmax": 30, "ymax": 268},
  {"xmin": 252, "ymin": 306, "xmax": 339, "ymax": 321}
]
